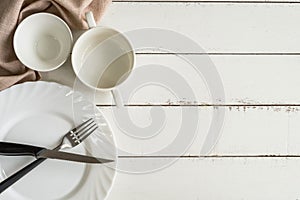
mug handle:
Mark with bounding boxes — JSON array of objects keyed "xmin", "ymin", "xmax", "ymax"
[
  {"xmin": 111, "ymin": 90, "xmax": 123, "ymax": 108},
  {"xmin": 86, "ymin": 11, "xmax": 123, "ymax": 108},
  {"xmin": 86, "ymin": 11, "xmax": 97, "ymax": 28}
]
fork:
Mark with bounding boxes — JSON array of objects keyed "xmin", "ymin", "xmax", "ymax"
[{"xmin": 0, "ymin": 118, "xmax": 98, "ymax": 194}]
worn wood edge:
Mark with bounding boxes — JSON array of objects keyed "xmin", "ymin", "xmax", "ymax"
[
  {"xmin": 96, "ymin": 104, "xmax": 300, "ymax": 106},
  {"xmin": 112, "ymin": 0, "xmax": 300, "ymax": 3},
  {"xmin": 118, "ymin": 155, "xmax": 300, "ymax": 158},
  {"xmin": 99, "ymin": 105, "xmax": 300, "ymax": 156},
  {"xmin": 136, "ymin": 52, "xmax": 300, "ymax": 55},
  {"xmin": 69, "ymin": 52, "xmax": 300, "ymax": 55},
  {"xmin": 42, "ymin": 55, "xmax": 300, "ymax": 105}
]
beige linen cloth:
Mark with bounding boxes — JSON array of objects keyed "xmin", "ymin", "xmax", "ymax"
[{"xmin": 0, "ymin": 0, "xmax": 110, "ymax": 91}]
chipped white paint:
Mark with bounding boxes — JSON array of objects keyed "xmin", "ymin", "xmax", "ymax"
[
  {"xmin": 100, "ymin": 106, "xmax": 300, "ymax": 156},
  {"xmin": 115, "ymin": 0, "xmax": 300, "ymax": 2},
  {"xmin": 42, "ymin": 55, "xmax": 300, "ymax": 105}
]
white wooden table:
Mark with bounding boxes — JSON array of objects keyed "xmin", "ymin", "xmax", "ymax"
[{"xmin": 42, "ymin": 1, "xmax": 300, "ymax": 199}]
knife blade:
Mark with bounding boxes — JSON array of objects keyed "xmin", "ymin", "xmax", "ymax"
[
  {"xmin": 37, "ymin": 149, "xmax": 113, "ymax": 163},
  {"xmin": 0, "ymin": 142, "xmax": 113, "ymax": 164}
]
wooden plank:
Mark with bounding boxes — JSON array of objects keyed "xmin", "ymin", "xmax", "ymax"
[
  {"xmin": 100, "ymin": 2, "xmax": 300, "ymax": 53},
  {"xmin": 107, "ymin": 157, "xmax": 300, "ymax": 200},
  {"xmin": 114, "ymin": 0, "xmax": 300, "ymax": 2},
  {"xmin": 100, "ymin": 106, "xmax": 300, "ymax": 156},
  {"xmin": 41, "ymin": 55, "xmax": 300, "ymax": 105}
]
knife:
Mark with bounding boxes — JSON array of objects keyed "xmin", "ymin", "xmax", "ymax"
[{"xmin": 0, "ymin": 142, "xmax": 114, "ymax": 164}]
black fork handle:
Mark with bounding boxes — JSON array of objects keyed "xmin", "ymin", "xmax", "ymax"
[{"xmin": 0, "ymin": 158, "xmax": 46, "ymax": 194}]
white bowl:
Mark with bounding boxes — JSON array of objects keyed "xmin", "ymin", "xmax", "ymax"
[{"xmin": 13, "ymin": 13, "xmax": 73, "ymax": 72}]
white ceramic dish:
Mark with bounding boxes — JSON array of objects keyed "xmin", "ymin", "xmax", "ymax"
[
  {"xmin": 0, "ymin": 81, "xmax": 117, "ymax": 200},
  {"xmin": 14, "ymin": 13, "xmax": 73, "ymax": 72}
]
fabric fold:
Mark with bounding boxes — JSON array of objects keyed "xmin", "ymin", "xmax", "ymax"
[{"xmin": 0, "ymin": 0, "xmax": 111, "ymax": 91}]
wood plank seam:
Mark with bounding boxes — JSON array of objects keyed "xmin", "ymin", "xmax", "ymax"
[
  {"xmin": 136, "ymin": 52, "xmax": 300, "ymax": 55},
  {"xmin": 112, "ymin": 1, "xmax": 300, "ymax": 3},
  {"xmin": 97, "ymin": 104, "xmax": 300, "ymax": 106},
  {"xmin": 118, "ymin": 155, "xmax": 300, "ymax": 158}
]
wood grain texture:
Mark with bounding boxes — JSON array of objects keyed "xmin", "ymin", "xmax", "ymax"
[
  {"xmin": 41, "ymin": 55, "xmax": 300, "ymax": 105},
  {"xmin": 114, "ymin": 0, "xmax": 300, "ymax": 2},
  {"xmin": 38, "ymin": 2, "xmax": 300, "ymax": 199},
  {"xmin": 101, "ymin": 2, "xmax": 300, "ymax": 53},
  {"xmin": 41, "ymin": 57, "xmax": 300, "ymax": 156},
  {"xmin": 107, "ymin": 158, "xmax": 300, "ymax": 200},
  {"xmin": 100, "ymin": 106, "xmax": 300, "ymax": 156}
]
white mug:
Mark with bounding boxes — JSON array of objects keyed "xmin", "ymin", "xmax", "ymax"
[
  {"xmin": 71, "ymin": 11, "xmax": 135, "ymax": 104},
  {"xmin": 14, "ymin": 13, "xmax": 73, "ymax": 72}
]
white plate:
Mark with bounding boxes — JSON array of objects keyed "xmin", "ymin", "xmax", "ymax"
[{"xmin": 0, "ymin": 81, "xmax": 117, "ymax": 200}]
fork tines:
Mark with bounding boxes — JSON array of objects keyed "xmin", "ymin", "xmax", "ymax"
[{"xmin": 70, "ymin": 118, "xmax": 98, "ymax": 143}]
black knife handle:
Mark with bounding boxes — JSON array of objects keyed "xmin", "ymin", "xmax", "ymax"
[
  {"xmin": 0, "ymin": 142, "xmax": 44, "ymax": 157},
  {"xmin": 0, "ymin": 158, "xmax": 46, "ymax": 194}
]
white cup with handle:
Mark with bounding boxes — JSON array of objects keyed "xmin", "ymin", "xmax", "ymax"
[{"xmin": 71, "ymin": 11, "xmax": 135, "ymax": 105}]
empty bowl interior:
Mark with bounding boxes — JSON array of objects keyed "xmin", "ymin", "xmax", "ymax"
[
  {"xmin": 14, "ymin": 13, "xmax": 72, "ymax": 71},
  {"xmin": 72, "ymin": 27, "xmax": 135, "ymax": 89}
]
